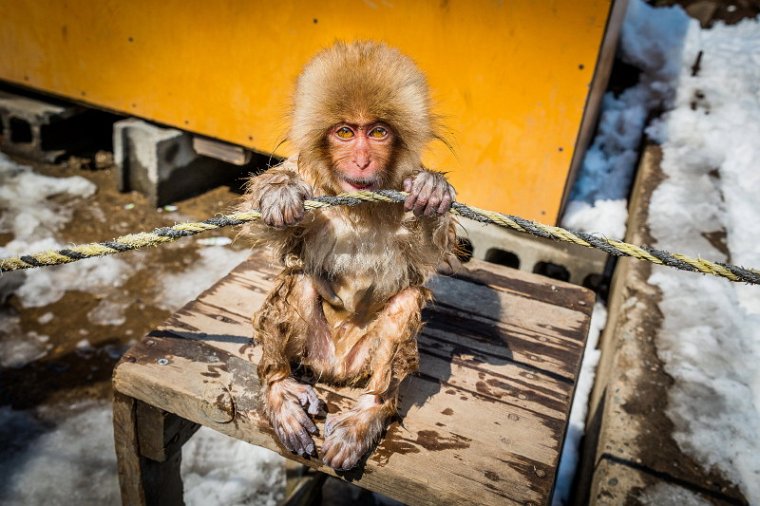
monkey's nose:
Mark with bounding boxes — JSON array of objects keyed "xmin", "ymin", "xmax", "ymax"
[{"xmin": 354, "ymin": 156, "xmax": 371, "ymax": 170}]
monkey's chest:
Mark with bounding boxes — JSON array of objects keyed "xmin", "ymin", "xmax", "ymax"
[{"xmin": 303, "ymin": 216, "xmax": 413, "ymax": 312}]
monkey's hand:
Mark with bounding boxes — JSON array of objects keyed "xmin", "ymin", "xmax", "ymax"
[
  {"xmin": 321, "ymin": 394, "xmax": 387, "ymax": 471},
  {"xmin": 403, "ymin": 170, "xmax": 456, "ymax": 218},
  {"xmin": 265, "ymin": 377, "xmax": 323, "ymax": 456},
  {"xmin": 255, "ymin": 171, "xmax": 313, "ymax": 229}
]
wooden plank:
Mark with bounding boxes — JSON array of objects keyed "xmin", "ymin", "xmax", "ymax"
[
  {"xmin": 115, "ymin": 335, "xmax": 544, "ymax": 505},
  {"xmin": 114, "ymin": 257, "xmax": 593, "ymax": 505},
  {"xmin": 161, "ymin": 303, "xmax": 573, "ymax": 421}
]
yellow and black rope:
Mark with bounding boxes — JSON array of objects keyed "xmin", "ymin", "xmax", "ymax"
[{"xmin": 1, "ymin": 189, "xmax": 759, "ymax": 285}]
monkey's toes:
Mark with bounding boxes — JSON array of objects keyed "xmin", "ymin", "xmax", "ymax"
[
  {"xmin": 321, "ymin": 433, "xmax": 367, "ymax": 471},
  {"xmin": 321, "ymin": 411, "xmax": 380, "ymax": 471}
]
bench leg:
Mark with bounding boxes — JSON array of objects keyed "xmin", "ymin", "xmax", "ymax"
[{"xmin": 113, "ymin": 392, "xmax": 199, "ymax": 506}]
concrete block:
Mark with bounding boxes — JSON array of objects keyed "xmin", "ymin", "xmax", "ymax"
[
  {"xmin": 0, "ymin": 90, "xmax": 85, "ymax": 162},
  {"xmin": 114, "ymin": 118, "xmax": 238, "ymax": 207},
  {"xmin": 459, "ymin": 217, "xmax": 608, "ymax": 287}
]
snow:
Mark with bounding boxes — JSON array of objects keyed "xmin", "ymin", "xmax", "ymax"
[
  {"xmin": 0, "ymin": 403, "xmax": 284, "ymax": 506},
  {"xmin": 552, "ymin": 302, "xmax": 606, "ymax": 506},
  {"xmin": 647, "ymin": 15, "xmax": 760, "ymax": 503},
  {"xmin": 0, "ymin": 314, "xmax": 51, "ymax": 369},
  {"xmin": 558, "ymin": 1, "xmax": 760, "ymax": 503},
  {"xmin": 87, "ymin": 299, "xmax": 129, "ymax": 326},
  {"xmin": 561, "ymin": 200, "xmax": 628, "ymax": 240},
  {"xmin": 0, "ymin": 153, "xmax": 135, "ymax": 309},
  {"xmin": 639, "ymin": 482, "xmax": 712, "ymax": 505},
  {"xmin": 182, "ymin": 427, "xmax": 285, "ymax": 506},
  {"xmin": 562, "ymin": 0, "xmax": 690, "ymax": 238}
]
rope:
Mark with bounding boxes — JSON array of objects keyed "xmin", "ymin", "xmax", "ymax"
[{"xmin": 1, "ymin": 189, "xmax": 759, "ymax": 285}]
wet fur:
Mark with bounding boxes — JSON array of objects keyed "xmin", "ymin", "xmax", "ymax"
[{"xmin": 240, "ymin": 41, "xmax": 458, "ymax": 469}]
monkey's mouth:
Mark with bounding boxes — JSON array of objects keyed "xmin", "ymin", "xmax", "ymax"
[{"xmin": 340, "ymin": 176, "xmax": 380, "ymax": 191}]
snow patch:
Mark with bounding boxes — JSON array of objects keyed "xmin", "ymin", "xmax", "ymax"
[
  {"xmin": 0, "ymin": 309, "xmax": 51, "ymax": 368},
  {"xmin": 0, "ymin": 153, "xmax": 135, "ymax": 308},
  {"xmin": 182, "ymin": 427, "xmax": 285, "ymax": 506},
  {"xmin": 0, "ymin": 403, "xmax": 284, "ymax": 506},
  {"xmin": 648, "ymin": 15, "xmax": 760, "ymax": 503},
  {"xmin": 561, "ymin": 200, "xmax": 628, "ymax": 239},
  {"xmin": 0, "ymin": 403, "xmax": 120, "ymax": 505},
  {"xmin": 639, "ymin": 482, "xmax": 712, "ymax": 506},
  {"xmin": 87, "ymin": 299, "xmax": 129, "ymax": 326}
]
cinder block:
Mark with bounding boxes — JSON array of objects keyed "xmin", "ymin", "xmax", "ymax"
[
  {"xmin": 0, "ymin": 90, "xmax": 84, "ymax": 162},
  {"xmin": 459, "ymin": 217, "xmax": 608, "ymax": 288},
  {"xmin": 113, "ymin": 118, "xmax": 238, "ymax": 207}
]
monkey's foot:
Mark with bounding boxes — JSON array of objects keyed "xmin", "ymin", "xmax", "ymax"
[
  {"xmin": 266, "ymin": 378, "xmax": 324, "ymax": 457},
  {"xmin": 321, "ymin": 394, "xmax": 388, "ymax": 471}
]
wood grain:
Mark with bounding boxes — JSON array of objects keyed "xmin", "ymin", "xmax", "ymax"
[{"xmin": 114, "ymin": 257, "xmax": 593, "ymax": 506}]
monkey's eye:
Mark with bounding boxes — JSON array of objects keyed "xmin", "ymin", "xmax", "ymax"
[
  {"xmin": 369, "ymin": 126, "xmax": 389, "ymax": 139},
  {"xmin": 335, "ymin": 126, "xmax": 354, "ymax": 139}
]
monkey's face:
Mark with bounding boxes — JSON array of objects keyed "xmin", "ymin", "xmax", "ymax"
[{"xmin": 326, "ymin": 120, "xmax": 396, "ymax": 193}]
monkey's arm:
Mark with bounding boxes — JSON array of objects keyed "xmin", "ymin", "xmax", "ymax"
[
  {"xmin": 403, "ymin": 170, "xmax": 461, "ymax": 274},
  {"xmin": 254, "ymin": 271, "xmax": 330, "ymax": 456}
]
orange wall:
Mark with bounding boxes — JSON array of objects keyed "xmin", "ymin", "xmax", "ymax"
[{"xmin": 0, "ymin": 1, "xmax": 613, "ymax": 223}]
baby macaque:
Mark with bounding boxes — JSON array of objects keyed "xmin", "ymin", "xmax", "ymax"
[{"xmin": 241, "ymin": 41, "xmax": 458, "ymax": 470}]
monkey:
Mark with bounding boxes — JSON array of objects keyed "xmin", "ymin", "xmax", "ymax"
[{"xmin": 240, "ymin": 41, "xmax": 459, "ymax": 471}]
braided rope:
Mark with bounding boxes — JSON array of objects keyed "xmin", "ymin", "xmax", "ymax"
[{"xmin": 1, "ymin": 189, "xmax": 758, "ymax": 285}]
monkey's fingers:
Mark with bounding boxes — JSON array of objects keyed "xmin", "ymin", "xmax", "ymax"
[
  {"xmin": 273, "ymin": 422, "xmax": 295, "ymax": 452},
  {"xmin": 404, "ymin": 175, "xmax": 431, "ymax": 216},
  {"xmin": 281, "ymin": 196, "xmax": 306, "ymax": 226},
  {"xmin": 280, "ymin": 414, "xmax": 317, "ymax": 456},
  {"xmin": 296, "ymin": 386, "xmax": 324, "ymax": 417},
  {"xmin": 402, "ymin": 177, "xmax": 418, "ymax": 212},
  {"xmin": 327, "ymin": 447, "xmax": 355, "ymax": 471},
  {"xmin": 322, "ymin": 433, "xmax": 363, "ymax": 470},
  {"xmin": 423, "ymin": 184, "xmax": 448, "ymax": 217}
]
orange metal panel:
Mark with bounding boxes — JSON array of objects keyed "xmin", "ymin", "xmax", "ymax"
[{"xmin": 0, "ymin": 1, "xmax": 614, "ymax": 223}]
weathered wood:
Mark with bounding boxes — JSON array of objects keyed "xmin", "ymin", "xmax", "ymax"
[
  {"xmin": 113, "ymin": 256, "xmax": 593, "ymax": 506},
  {"xmin": 140, "ymin": 446, "xmax": 184, "ymax": 506},
  {"xmin": 136, "ymin": 403, "xmax": 199, "ymax": 462},
  {"xmin": 113, "ymin": 391, "xmax": 147, "ymax": 506},
  {"xmin": 114, "ymin": 393, "xmax": 197, "ymax": 505}
]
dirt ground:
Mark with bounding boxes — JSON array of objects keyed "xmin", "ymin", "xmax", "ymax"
[{"xmin": 0, "ymin": 154, "xmax": 252, "ymax": 410}]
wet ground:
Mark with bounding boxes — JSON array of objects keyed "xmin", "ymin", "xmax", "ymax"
[{"xmin": 0, "ymin": 154, "xmax": 251, "ymax": 409}]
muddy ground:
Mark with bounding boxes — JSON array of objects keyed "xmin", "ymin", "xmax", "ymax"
[{"xmin": 0, "ymin": 154, "xmax": 252, "ymax": 409}]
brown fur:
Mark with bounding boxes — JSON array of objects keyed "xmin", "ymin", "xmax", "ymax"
[{"xmin": 240, "ymin": 41, "xmax": 458, "ymax": 470}]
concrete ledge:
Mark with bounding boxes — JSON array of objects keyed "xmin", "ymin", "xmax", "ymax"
[{"xmin": 577, "ymin": 145, "xmax": 745, "ymax": 505}]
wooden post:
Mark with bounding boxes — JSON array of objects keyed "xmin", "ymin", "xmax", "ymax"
[{"xmin": 113, "ymin": 391, "xmax": 199, "ymax": 506}]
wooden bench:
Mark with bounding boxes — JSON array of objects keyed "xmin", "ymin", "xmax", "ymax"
[{"xmin": 112, "ymin": 256, "xmax": 593, "ymax": 505}]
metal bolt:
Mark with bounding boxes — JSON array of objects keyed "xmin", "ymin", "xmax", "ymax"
[{"xmin": 157, "ymin": 358, "xmax": 169, "ymax": 366}]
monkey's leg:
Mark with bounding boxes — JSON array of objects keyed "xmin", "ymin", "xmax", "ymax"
[
  {"xmin": 321, "ymin": 287, "xmax": 427, "ymax": 470},
  {"xmin": 255, "ymin": 272, "xmax": 331, "ymax": 456}
]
